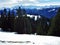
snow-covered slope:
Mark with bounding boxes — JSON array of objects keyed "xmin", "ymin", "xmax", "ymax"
[{"xmin": 0, "ymin": 32, "xmax": 60, "ymax": 45}]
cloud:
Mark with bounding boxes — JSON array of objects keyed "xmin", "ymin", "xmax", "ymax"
[
  {"xmin": 0, "ymin": 0, "xmax": 60, "ymax": 9},
  {"xmin": 17, "ymin": 0, "xmax": 40, "ymax": 4},
  {"xmin": 20, "ymin": 2, "xmax": 60, "ymax": 6},
  {"xmin": 29, "ymin": 0, "xmax": 40, "ymax": 3},
  {"xmin": 0, "ymin": 0, "xmax": 11, "ymax": 3},
  {"xmin": 0, "ymin": 0, "xmax": 19, "ymax": 8}
]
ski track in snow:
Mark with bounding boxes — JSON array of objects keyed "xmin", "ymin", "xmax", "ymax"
[{"xmin": 0, "ymin": 32, "xmax": 60, "ymax": 45}]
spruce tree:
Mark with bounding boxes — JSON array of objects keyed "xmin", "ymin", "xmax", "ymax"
[
  {"xmin": 10, "ymin": 10, "xmax": 15, "ymax": 32},
  {"xmin": 0, "ymin": 15, "xmax": 1, "ymax": 28},
  {"xmin": 0, "ymin": 10, "xmax": 3, "ymax": 28},
  {"xmin": 30, "ymin": 16, "xmax": 36, "ymax": 34},
  {"xmin": 36, "ymin": 16, "xmax": 48, "ymax": 35},
  {"xmin": 36, "ymin": 17, "xmax": 43, "ymax": 35},
  {"xmin": 47, "ymin": 8, "xmax": 60, "ymax": 36},
  {"xmin": 1, "ymin": 8, "xmax": 7, "ymax": 31},
  {"xmin": 7, "ymin": 9, "xmax": 11, "ymax": 31},
  {"xmin": 23, "ymin": 14, "xmax": 32, "ymax": 34},
  {"xmin": 14, "ymin": 7, "xmax": 24, "ymax": 34}
]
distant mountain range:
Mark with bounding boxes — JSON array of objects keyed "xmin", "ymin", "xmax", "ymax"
[
  {"xmin": 19, "ymin": 5, "xmax": 60, "ymax": 19},
  {"xmin": 0, "ymin": 5, "xmax": 60, "ymax": 19}
]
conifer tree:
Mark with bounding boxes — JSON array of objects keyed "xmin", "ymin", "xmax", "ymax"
[
  {"xmin": 23, "ymin": 14, "xmax": 32, "ymax": 34},
  {"xmin": 0, "ymin": 10, "xmax": 3, "ymax": 28},
  {"xmin": 0, "ymin": 15, "xmax": 1, "ymax": 28},
  {"xmin": 36, "ymin": 17, "xmax": 43, "ymax": 35},
  {"xmin": 36, "ymin": 16, "xmax": 48, "ymax": 35},
  {"xmin": 1, "ymin": 8, "xmax": 7, "ymax": 31},
  {"xmin": 14, "ymin": 7, "xmax": 24, "ymax": 34},
  {"xmin": 47, "ymin": 8, "xmax": 60, "ymax": 36},
  {"xmin": 30, "ymin": 16, "xmax": 36, "ymax": 34},
  {"xmin": 10, "ymin": 10, "xmax": 15, "ymax": 32},
  {"xmin": 7, "ymin": 9, "xmax": 11, "ymax": 31}
]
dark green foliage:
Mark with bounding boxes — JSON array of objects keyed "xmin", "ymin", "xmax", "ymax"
[
  {"xmin": 23, "ymin": 15, "xmax": 32, "ymax": 34},
  {"xmin": 36, "ymin": 17, "xmax": 49, "ymax": 35},
  {"xmin": 47, "ymin": 8, "xmax": 60, "ymax": 36},
  {"xmin": 9, "ymin": 10, "xmax": 15, "ymax": 32},
  {"xmin": 0, "ymin": 13, "xmax": 2, "ymax": 27},
  {"xmin": 14, "ymin": 7, "xmax": 32, "ymax": 34},
  {"xmin": 36, "ymin": 18, "xmax": 43, "ymax": 35},
  {"xmin": 14, "ymin": 16, "xmax": 24, "ymax": 34},
  {"xmin": 14, "ymin": 7, "xmax": 25, "ymax": 34},
  {"xmin": 0, "ymin": 15, "xmax": 2, "ymax": 28},
  {"xmin": 0, "ymin": 7, "xmax": 51, "ymax": 35},
  {"xmin": 30, "ymin": 17, "xmax": 36, "ymax": 34},
  {"xmin": 1, "ymin": 9, "xmax": 7, "ymax": 31},
  {"xmin": 16, "ymin": 7, "xmax": 23, "ymax": 17},
  {"xmin": 1, "ymin": 9, "xmax": 15, "ymax": 32},
  {"xmin": 6, "ymin": 10, "xmax": 12, "ymax": 31}
]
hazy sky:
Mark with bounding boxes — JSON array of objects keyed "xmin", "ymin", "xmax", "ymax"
[
  {"xmin": 0, "ymin": 0, "xmax": 60, "ymax": 3},
  {"xmin": 0, "ymin": 0, "xmax": 60, "ymax": 8}
]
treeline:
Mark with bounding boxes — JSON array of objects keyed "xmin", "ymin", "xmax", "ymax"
[{"xmin": 0, "ymin": 7, "xmax": 60, "ymax": 36}]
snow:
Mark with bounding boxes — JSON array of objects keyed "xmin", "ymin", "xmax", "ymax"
[
  {"xmin": 27, "ymin": 14, "xmax": 41, "ymax": 20},
  {"xmin": 0, "ymin": 32, "xmax": 60, "ymax": 45},
  {"xmin": 48, "ymin": 9, "xmax": 56, "ymax": 12}
]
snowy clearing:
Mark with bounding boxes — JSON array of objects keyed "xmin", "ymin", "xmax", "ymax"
[{"xmin": 0, "ymin": 32, "xmax": 60, "ymax": 45}]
